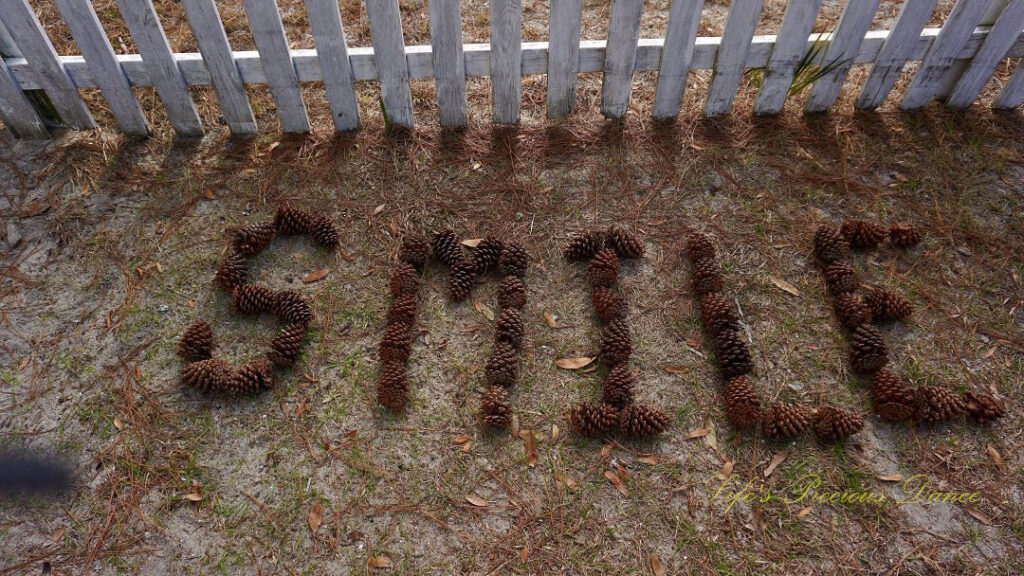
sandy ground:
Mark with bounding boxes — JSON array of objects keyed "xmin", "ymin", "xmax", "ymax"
[{"xmin": 2, "ymin": 0, "xmax": 1024, "ymax": 574}]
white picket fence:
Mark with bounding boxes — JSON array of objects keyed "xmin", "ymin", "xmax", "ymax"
[{"xmin": 0, "ymin": 0, "xmax": 1022, "ymax": 139}]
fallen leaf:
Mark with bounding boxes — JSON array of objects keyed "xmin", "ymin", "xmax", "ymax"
[
  {"xmin": 451, "ymin": 435, "xmax": 470, "ymax": 445},
  {"xmin": 651, "ymin": 553, "xmax": 666, "ymax": 576},
  {"xmin": 555, "ymin": 357, "xmax": 594, "ymax": 370},
  {"xmin": 367, "ymin": 556, "xmax": 392, "ymax": 568},
  {"xmin": 308, "ymin": 501, "xmax": 323, "ymax": 534},
  {"xmin": 550, "ymin": 424, "xmax": 560, "ymax": 442},
  {"xmin": 187, "ymin": 299, "xmax": 195, "ymax": 309},
  {"xmin": 986, "ymin": 445, "xmax": 1003, "ymax": 467},
  {"xmin": 797, "ymin": 507, "xmax": 812, "ymax": 517},
  {"xmin": 465, "ymin": 494, "xmax": 489, "ymax": 507},
  {"xmin": 685, "ymin": 427, "xmax": 709, "ymax": 439},
  {"xmin": 768, "ymin": 275, "xmax": 801, "ymax": 297},
  {"xmin": 664, "ymin": 365, "xmax": 689, "ymax": 374},
  {"xmin": 51, "ymin": 527, "xmax": 65, "ymax": 542},
  {"xmin": 372, "ymin": 204, "xmax": 385, "ymax": 215},
  {"xmin": 600, "ymin": 443, "xmax": 613, "ymax": 459},
  {"xmin": 983, "ymin": 346, "xmax": 997, "ymax": 359},
  {"xmin": 685, "ymin": 338, "xmax": 700, "ymax": 348},
  {"xmin": 877, "ymin": 474, "xmax": 903, "ymax": 482},
  {"xmin": 462, "ymin": 238, "xmax": 483, "ymax": 247},
  {"xmin": 113, "ymin": 418, "xmax": 124, "ymax": 431},
  {"xmin": 637, "ymin": 455, "xmax": 660, "ymax": 466},
  {"xmin": 604, "ymin": 470, "xmax": 629, "ymax": 496},
  {"xmin": 474, "ymin": 301, "xmax": 494, "ymax": 321},
  {"xmin": 520, "ymin": 545, "xmax": 529, "ymax": 563},
  {"xmin": 763, "ymin": 451, "xmax": 789, "ymax": 478},
  {"xmin": 965, "ymin": 507, "xmax": 992, "ymax": 525},
  {"xmin": 523, "ymin": 431, "xmax": 538, "ymax": 467},
  {"xmin": 303, "ymin": 269, "xmax": 330, "ymax": 283},
  {"xmin": 718, "ymin": 460, "xmax": 735, "ymax": 480},
  {"xmin": 703, "ymin": 423, "xmax": 718, "ymax": 450},
  {"xmin": 183, "ymin": 493, "xmax": 203, "ymax": 502},
  {"xmin": 543, "ymin": 311, "xmax": 559, "ymax": 328}
]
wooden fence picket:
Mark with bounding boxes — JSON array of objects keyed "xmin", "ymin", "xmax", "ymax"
[
  {"xmin": 117, "ymin": 0, "xmax": 204, "ymax": 137},
  {"xmin": 0, "ymin": 56, "xmax": 49, "ymax": 138},
  {"xmin": 181, "ymin": 0, "xmax": 258, "ymax": 135},
  {"xmin": 547, "ymin": 0, "xmax": 583, "ymax": 118},
  {"xmin": 652, "ymin": 0, "xmax": 705, "ymax": 120},
  {"xmin": 855, "ymin": 0, "xmax": 939, "ymax": 111},
  {"xmin": 753, "ymin": 0, "xmax": 823, "ymax": 115},
  {"xmin": 365, "ymin": 0, "xmax": 414, "ymax": 129},
  {"xmin": 242, "ymin": 0, "xmax": 310, "ymax": 133},
  {"xmin": 994, "ymin": 60, "xmax": 1024, "ymax": 109},
  {"xmin": 0, "ymin": 0, "xmax": 95, "ymax": 129},
  {"xmin": 803, "ymin": 0, "xmax": 881, "ymax": 113},
  {"xmin": 601, "ymin": 0, "xmax": 645, "ymax": 119},
  {"xmin": 945, "ymin": 0, "xmax": 1024, "ymax": 108},
  {"xmin": 53, "ymin": 0, "xmax": 149, "ymax": 135},
  {"xmin": 490, "ymin": 0, "xmax": 523, "ymax": 124},
  {"xmin": 429, "ymin": 0, "xmax": 468, "ymax": 127},
  {"xmin": 704, "ymin": 0, "xmax": 762, "ymax": 117},
  {"xmin": 305, "ymin": 0, "xmax": 361, "ymax": 131}
]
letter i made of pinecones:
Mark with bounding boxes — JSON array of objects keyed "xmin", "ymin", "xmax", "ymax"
[
  {"xmin": 481, "ymin": 271, "xmax": 529, "ymax": 430},
  {"xmin": 815, "ymin": 220, "xmax": 1005, "ymax": 426},
  {"xmin": 179, "ymin": 205, "xmax": 328, "ymax": 396},
  {"xmin": 376, "ymin": 236, "xmax": 430, "ymax": 412},
  {"xmin": 564, "ymin": 227, "xmax": 671, "ymax": 440},
  {"xmin": 687, "ymin": 231, "xmax": 863, "ymax": 443}
]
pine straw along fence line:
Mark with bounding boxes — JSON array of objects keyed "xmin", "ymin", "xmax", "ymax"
[{"xmin": 0, "ymin": 0, "xmax": 1022, "ymax": 139}]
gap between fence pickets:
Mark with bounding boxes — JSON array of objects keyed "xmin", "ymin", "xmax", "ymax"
[{"xmin": 4, "ymin": 27, "xmax": 1021, "ymax": 92}]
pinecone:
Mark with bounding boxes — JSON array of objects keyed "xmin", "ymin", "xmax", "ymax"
[
  {"xmin": 267, "ymin": 323, "xmax": 307, "ymax": 367},
  {"xmin": 385, "ymin": 294, "xmax": 418, "ymax": 326},
  {"xmin": 568, "ymin": 401, "xmax": 619, "ymax": 437},
  {"xmin": 180, "ymin": 359, "xmax": 233, "ymax": 393},
  {"xmin": 378, "ymin": 322, "xmax": 413, "ymax": 363},
  {"xmin": 691, "ymin": 257, "xmax": 723, "ymax": 296},
  {"xmin": 599, "ymin": 319, "xmax": 632, "ymax": 365},
  {"xmin": 309, "ymin": 215, "xmax": 340, "ymax": 248},
  {"xmin": 715, "ymin": 330, "xmax": 753, "ymax": 379},
  {"xmin": 485, "ymin": 341, "xmax": 519, "ymax": 388},
  {"xmin": 215, "ymin": 250, "xmax": 248, "ymax": 292},
  {"xmin": 563, "ymin": 230, "xmax": 605, "ymax": 261},
  {"xmin": 587, "ymin": 249, "xmax": 619, "ymax": 288},
  {"xmin": 824, "ymin": 261, "xmax": 860, "ymax": 295},
  {"xmin": 849, "ymin": 324, "xmax": 888, "ymax": 374},
  {"xmin": 432, "ymin": 230, "xmax": 464, "ymax": 268},
  {"xmin": 480, "ymin": 385, "xmax": 512, "ymax": 429},
  {"xmin": 273, "ymin": 290, "xmax": 313, "ymax": 327},
  {"xmin": 723, "ymin": 376, "xmax": 761, "ymax": 429},
  {"xmin": 232, "ymin": 284, "xmax": 277, "ymax": 315},
  {"xmin": 620, "ymin": 404, "xmax": 671, "ymax": 439},
  {"xmin": 889, "ymin": 223, "xmax": 923, "ymax": 249},
  {"xmin": 840, "ymin": 219, "xmax": 887, "ymax": 250},
  {"xmin": 399, "ymin": 236, "xmax": 431, "ymax": 270},
  {"xmin": 274, "ymin": 205, "xmax": 315, "ymax": 234},
  {"xmin": 864, "ymin": 288, "xmax": 912, "ymax": 322},
  {"xmin": 178, "ymin": 321, "xmax": 214, "ymax": 362},
  {"xmin": 470, "ymin": 236, "xmax": 504, "ymax": 273},
  {"xmin": 497, "ymin": 276, "xmax": 527, "ymax": 310},
  {"xmin": 813, "ymin": 224, "xmax": 851, "ymax": 264},
  {"xmin": 761, "ymin": 404, "xmax": 813, "ymax": 440},
  {"xmin": 377, "ymin": 360, "xmax": 408, "ymax": 412},
  {"xmin": 449, "ymin": 259, "xmax": 478, "ymax": 301},
  {"xmin": 496, "ymin": 308, "xmax": 525, "ymax": 349},
  {"xmin": 230, "ymin": 359, "xmax": 275, "ymax": 394},
  {"xmin": 592, "ymin": 286, "xmax": 626, "ymax": 323},
  {"xmin": 389, "ymin": 262, "xmax": 420, "ymax": 298},
  {"xmin": 834, "ymin": 293, "xmax": 872, "ymax": 330},
  {"xmin": 606, "ymin": 226, "xmax": 644, "ymax": 259},
  {"xmin": 685, "ymin": 231, "xmax": 715, "ymax": 262},
  {"xmin": 962, "ymin": 392, "xmax": 1006, "ymax": 424},
  {"xmin": 811, "ymin": 406, "xmax": 864, "ymax": 442},
  {"xmin": 871, "ymin": 370, "xmax": 918, "ymax": 422},
  {"xmin": 601, "ymin": 364, "xmax": 635, "ymax": 409},
  {"xmin": 499, "ymin": 242, "xmax": 528, "ymax": 278},
  {"xmin": 699, "ymin": 292, "xmax": 739, "ymax": 335},
  {"xmin": 914, "ymin": 386, "xmax": 966, "ymax": 423},
  {"xmin": 232, "ymin": 222, "xmax": 276, "ymax": 256}
]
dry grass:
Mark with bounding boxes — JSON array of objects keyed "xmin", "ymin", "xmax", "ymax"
[{"xmin": 1, "ymin": 1, "xmax": 1023, "ymax": 575}]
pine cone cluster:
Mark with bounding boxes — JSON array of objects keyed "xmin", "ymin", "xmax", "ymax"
[
  {"xmin": 399, "ymin": 236, "xmax": 431, "ymax": 270},
  {"xmin": 824, "ymin": 261, "xmax": 860, "ymax": 295},
  {"xmin": 601, "ymin": 364, "xmax": 635, "ymax": 409},
  {"xmin": 813, "ymin": 225, "xmax": 851, "ymax": 264},
  {"xmin": 889, "ymin": 223, "xmax": 923, "ymax": 249},
  {"xmin": 840, "ymin": 219, "xmax": 887, "ymax": 250},
  {"xmin": 592, "ymin": 287, "xmax": 626, "ymax": 323},
  {"xmin": 390, "ymin": 262, "xmax": 420, "ymax": 298},
  {"xmin": 563, "ymin": 231, "xmax": 605, "ymax": 261},
  {"xmin": 230, "ymin": 360, "xmax": 275, "ymax": 395},
  {"xmin": 834, "ymin": 293, "xmax": 872, "ymax": 330},
  {"xmin": 864, "ymin": 288, "xmax": 912, "ymax": 322},
  {"xmin": 685, "ymin": 231, "xmax": 715, "ymax": 262},
  {"xmin": 699, "ymin": 293, "xmax": 739, "ymax": 336},
  {"xmin": 233, "ymin": 222, "xmax": 276, "ymax": 256},
  {"xmin": 498, "ymin": 276, "xmax": 527, "ymax": 310},
  {"xmin": 178, "ymin": 321, "xmax": 214, "ymax": 362},
  {"xmin": 273, "ymin": 290, "xmax": 313, "ymax": 327},
  {"xmin": 448, "ymin": 259, "xmax": 479, "ymax": 301},
  {"xmin": 587, "ymin": 248, "xmax": 619, "ymax": 288},
  {"xmin": 378, "ymin": 322, "xmax": 413, "ymax": 362},
  {"xmin": 267, "ymin": 323, "xmax": 306, "ymax": 367},
  {"xmin": 215, "ymin": 250, "xmax": 248, "ymax": 292},
  {"xmin": 871, "ymin": 370, "xmax": 918, "ymax": 422},
  {"xmin": 715, "ymin": 330, "xmax": 753, "ymax": 379},
  {"xmin": 377, "ymin": 247, "xmax": 424, "ymax": 412},
  {"xmin": 481, "ymin": 264, "xmax": 528, "ymax": 428},
  {"xmin": 811, "ymin": 407, "xmax": 864, "ymax": 442},
  {"xmin": 232, "ymin": 284, "xmax": 277, "ymax": 315},
  {"xmin": 723, "ymin": 376, "xmax": 761, "ymax": 429},
  {"xmin": 620, "ymin": 404, "xmax": 671, "ymax": 439},
  {"xmin": 568, "ymin": 401, "xmax": 620, "ymax": 437},
  {"xmin": 761, "ymin": 404, "xmax": 814, "ymax": 440},
  {"xmin": 274, "ymin": 206, "xmax": 315, "ymax": 235},
  {"xmin": 499, "ymin": 242, "xmax": 528, "ymax": 278},
  {"xmin": 481, "ymin": 386, "xmax": 512, "ymax": 429},
  {"xmin": 599, "ymin": 319, "xmax": 632, "ymax": 366},
  {"xmin": 432, "ymin": 230, "xmax": 464, "ymax": 268},
  {"xmin": 849, "ymin": 324, "xmax": 888, "ymax": 374},
  {"xmin": 181, "ymin": 359, "xmax": 234, "ymax": 393},
  {"xmin": 606, "ymin": 226, "xmax": 644, "ymax": 259},
  {"xmin": 470, "ymin": 237, "xmax": 504, "ymax": 273},
  {"xmin": 690, "ymin": 258, "xmax": 723, "ymax": 296}
]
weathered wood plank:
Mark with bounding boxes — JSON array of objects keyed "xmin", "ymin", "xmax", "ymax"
[
  {"xmin": 53, "ymin": 0, "xmax": 149, "ymax": 135},
  {"xmin": 652, "ymin": 0, "xmax": 705, "ymax": 120},
  {"xmin": 803, "ymin": 0, "xmax": 881, "ymax": 113},
  {"xmin": 945, "ymin": 0, "xmax": 1024, "ymax": 108},
  {"xmin": 753, "ymin": 0, "xmax": 822, "ymax": 116},
  {"xmin": 242, "ymin": 0, "xmax": 309, "ymax": 132},
  {"xmin": 547, "ymin": 0, "xmax": 583, "ymax": 118},
  {"xmin": 705, "ymin": 0, "xmax": 762, "ymax": 117},
  {"xmin": 601, "ymin": 0, "xmax": 645, "ymax": 118},
  {"xmin": 0, "ymin": 0, "xmax": 95, "ymax": 129},
  {"xmin": 993, "ymin": 58, "xmax": 1024, "ymax": 108},
  {"xmin": 365, "ymin": 0, "xmax": 414, "ymax": 128},
  {"xmin": 490, "ymin": 0, "xmax": 522, "ymax": 123},
  {"xmin": 181, "ymin": 0, "xmax": 257, "ymax": 134},
  {"xmin": 855, "ymin": 0, "xmax": 939, "ymax": 110},
  {"xmin": 117, "ymin": 0, "xmax": 204, "ymax": 137},
  {"xmin": 306, "ymin": 0, "xmax": 360, "ymax": 131},
  {"xmin": 428, "ymin": 0, "xmax": 467, "ymax": 126},
  {"xmin": 0, "ymin": 56, "xmax": 49, "ymax": 138},
  {"xmin": 900, "ymin": 0, "xmax": 991, "ymax": 110}
]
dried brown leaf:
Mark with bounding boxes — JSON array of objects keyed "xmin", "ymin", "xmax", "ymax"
[
  {"xmin": 986, "ymin": 445, "xmax": 1003, "ymax": 467},
  {"xmin": 651, "ymin": 553, "xmax": 666, "ymax": 576},
  {"xmin": 768, "ymin": 275, "xmax": 801, "ymax": 297},
  {"xmin": 465, "ymin": 494, "xmax": 488, "ymax": 507},
  {"xmin": 474, "ymin": 301, "xmax": 494, "ymax": 321},
  {"xmin": 303, "ymin": 269, "xmax": 330, "ymax": 283},
  {"xmin": 797, "ymin": 507, "xmax": 812, "ymax": 517},
  {"xmin": 966, "ymin": 507, "xmax": 992, "ymax": 525},
  {"xmin": 718, "ymin": 460, "xmax": 735, "ymax": 480},
  {"xmin": 451, "ymin": 435, "xmax": 470, "ymax": 445},
  {"xmin": 372, "ymin": 204, "xmax": 385, "ymax": 215},
  {"xmin": 604, "ymin": 470, "xmax": 629, "ymax": 496},
  {"xmin": 763, "ymin": 451, "xmax": 788, "ymax": 477},
  {"xmin": 637, "ymin": 455, "xmax": 660, "ymax": 466},
  {"xmin": 877, "ymin": 474, "xmax": 903, "ymax": 482},
  {"xmin": 462, "ymin": 238, "xmax": 483, "ymax": 247},
  {"xmin": 308, "ymin": 501, "xmax": 322, "ymax": 533},
  {"xmin": 523, "ymin": 431, "xmax": 538, "ymax": 467},
  {"xmin": 555, "ymin": 357, "xmax": 594, "ymax": 370},
  {"xmin": 543, "ymin": 311, "xmax": 559, "ymax": 328},
  {"xmin": 367, "ymin": 556, "xmax": 392, "ymax": 568},
  {"xmin": 685, "ymin": 427, "xmax": 709, "ymax": 439}
]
